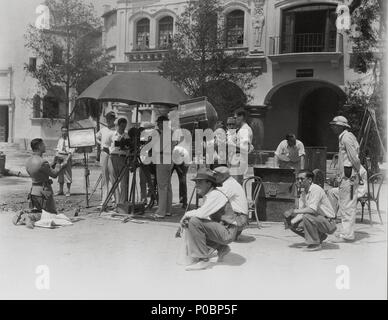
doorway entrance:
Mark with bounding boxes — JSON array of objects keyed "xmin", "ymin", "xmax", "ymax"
[{"xmin": 298, "ymin": 87, "xmax": 343, "ymax": 152}]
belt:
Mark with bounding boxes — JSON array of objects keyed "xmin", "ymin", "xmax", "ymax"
[
  {"xmin": 111, "ymin": 154, "xmax": 127, "ymax": 158},
  {"xmin": 32, "ymin": 180, "xmax": 52, "ymax": 186}
]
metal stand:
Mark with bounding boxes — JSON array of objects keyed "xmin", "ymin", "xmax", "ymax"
[
  {"xmin": 99, "ymin": 105, "xmax": 156, "ymax": 216},
  {"xmin": 83, "ymin": 152, "xmax": 90, "ymax": 208}
]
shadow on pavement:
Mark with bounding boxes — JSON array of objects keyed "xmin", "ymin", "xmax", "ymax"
[{"xmin": 217, "ymin": 252, "xmax": 246, "ymax": 267}]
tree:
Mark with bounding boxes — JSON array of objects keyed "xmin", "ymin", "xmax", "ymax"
[
  {"xmin": 24, "ymin": 0, "xmax": 112, "ymax": 123},
  {"xmin": 339, "ymin": 0, "xmax": 386, "ymax": 171},
  {"xmin": 159, "ymin": 0, "xmax": 256, "ymax": 123}
]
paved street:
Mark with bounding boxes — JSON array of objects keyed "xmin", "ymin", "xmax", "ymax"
[{"xmin": 0, "ymin": 159, "xmax": 386, "ymax": 300}]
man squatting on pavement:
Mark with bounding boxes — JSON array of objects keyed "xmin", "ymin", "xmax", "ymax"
[
  {"xmin": 284, "ymin": 170, "xmax": 337, "ymax": 251},
  {"xmin": 180, "ymin": 167, "xmax": 249, "ymax": 271},
  {"xmin": 13, "ymin": 138, "xmax": 69, "ymax": 228}
]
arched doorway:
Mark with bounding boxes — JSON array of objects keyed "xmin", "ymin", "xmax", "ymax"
[
  {"xmin": 263, "ymin": 80, "xmax": 345, "ymax": 152},
  {"xmin": 298, "ymin": 87, "xmax": 342, "ymax": 152}
]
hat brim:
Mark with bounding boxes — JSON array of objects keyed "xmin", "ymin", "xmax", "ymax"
[
  {"xmin": 329, "ymin": 121, "xmax": 350, "ymax": 128},
  {"xmin": 191, "ymin": 177, "xmax": 222, "ymax": 186}
]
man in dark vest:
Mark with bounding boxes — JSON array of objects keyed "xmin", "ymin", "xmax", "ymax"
[{"xmin": 181, "ymin": 168, "xmax": 245, "ymax": 271}]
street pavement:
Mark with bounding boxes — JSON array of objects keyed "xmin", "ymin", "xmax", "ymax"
[{"xmin": 0, "ymin": 153, "xmax": 387, "ymax": 299}]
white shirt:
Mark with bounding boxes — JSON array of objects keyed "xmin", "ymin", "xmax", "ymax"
[
  {"xmin": 299, "ymin": 183, "xmax": 335, "ymax": 218},
  {"xmin": 185, "ymin": 189, "xmax": 228, "ymax": 220},
  {"xmin": 56, "ymin": 137, "xmax": 75, "ymax": 154},
  {"xmin": 229, "ymin": 123, "xmax": 253, "ymax": 175},
  {"xmin": 96, "ymin": 126, "xmax": 115, "ymax": 149},
  {"xmin": 110, "ymin": 131, "xmax": 130, "ymax": 155},
  {"xmin": 338, "ymin": 130, "xmax": 361, "ymax": 176},
  {"xmin": 217, "ymin": 177, "xmax": 248, "ymax": 215},
  {"xmin": 275, "ymin": 139, "xmax": 305, "ymax": 162}
]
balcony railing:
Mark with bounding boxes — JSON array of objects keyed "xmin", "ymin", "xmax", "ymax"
[
  {"xmin": 269, "ymin": 32, "xmax": 342, "ymax": 55},
  {"xmin": 125, "ymin": 49, "xmax": 169, "ymax": 62}
]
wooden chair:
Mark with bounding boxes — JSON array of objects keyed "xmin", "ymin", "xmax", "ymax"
[
  {"xmin": 242, "ymin": 176, "xmax": 264, "ymax": 229},
  {"xmin": 358, "ymin": 173, "xmax": 384, "ymax": 225}
]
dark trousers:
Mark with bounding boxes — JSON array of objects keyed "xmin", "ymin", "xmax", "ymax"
[
  {"xmin": 186, "ymin": 217, "xmax": 238, "ymax": 259},
  {"xmin": 290, "ymin": 214, "xmax": 337, "ymax": 245},
  {"xmin": 171, "ymin": 163, "xmax": 188, "ymax": 204}
]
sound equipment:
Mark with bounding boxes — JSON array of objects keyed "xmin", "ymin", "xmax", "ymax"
[{"xmin": 253, "ymin": 167, "xmax": 296, "ymax": 222}]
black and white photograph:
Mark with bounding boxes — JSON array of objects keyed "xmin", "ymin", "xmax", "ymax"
[{"xmin": 0, "ymin": 0, "xmax": 386, "ymax": 304}]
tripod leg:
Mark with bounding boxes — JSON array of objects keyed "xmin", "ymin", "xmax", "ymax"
[
  {"xmin": 100, "ymin": 164, "xmax": 129, "ymax": 214},
  {"xmin": 88, "ymin": 174, "xmax": 102, "ymax": 202}
]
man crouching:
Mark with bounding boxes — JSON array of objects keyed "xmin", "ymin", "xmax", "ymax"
[
  {"xmin": 181, "ymin": 168, "xmax": 238, "ymax": 271},
  {"xmin": 284, "ymin": 170, "xmax": 337, "ymax": 251}
]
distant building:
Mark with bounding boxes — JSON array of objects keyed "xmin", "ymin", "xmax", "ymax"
[{"xmin": 101, "ymin": 0, "xmax": 362, "ymax": 152}]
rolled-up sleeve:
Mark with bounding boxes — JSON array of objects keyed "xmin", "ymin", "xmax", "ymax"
[{"xmin": 297, "ymin": 141, "xmax": 305, "ymax": 156}]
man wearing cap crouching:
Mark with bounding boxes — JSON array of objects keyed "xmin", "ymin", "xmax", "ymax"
[
  {"xmin": 181, "ymin": 168, "xmax": 245, "ymax": 271},
  {"xmin": 329, "ymin": 116, "xmax": 361, "ymax": 242}
]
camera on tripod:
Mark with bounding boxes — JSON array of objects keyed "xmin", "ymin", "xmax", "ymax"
[{"xmin": 114, "ymin": 138, "xmax": 132, "ymax": 150}]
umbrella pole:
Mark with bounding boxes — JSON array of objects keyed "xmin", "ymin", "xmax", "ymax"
[{"xmin": 130, "ymin": 104, "xmax": 140, "ymax": 214}]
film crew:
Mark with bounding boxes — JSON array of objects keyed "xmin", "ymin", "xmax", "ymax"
[
  {"xmin": 13, "ymin": 138, "xmax": 68, "ymax": 228},
  {"xmin": 96, "ymin": 111, "xmax": 116, "ymax": 207},
  {"xmin": 228, "ymin": 109, "xmax": 254, "ymax": 185},
  {"xmin": 329, "ymin": 116, "xmax": 361, "ymax": 243},
  {"xmin": 283, "ymin": 170, "xmax": 337, "ymax": 251},
  {"xmin": 274, "ymin": 134, "xmax": 305, "ymax": 171},
  {"xmin": 327, "ymin": 164, "xmax": 367, "ymax": 219},
  {"xmin": 180, "ymin": 168, "xmax": 241, "ymax": 271},
  {"xmin": 108, "ymin": 117, "xmax": 130, "ymax": 206},
  {"xmin": 139, "ymin": 122, "xmax": 157, "ymax": 204},
  {"xmin": 56, "ymin": 126, "xmax": 75, "ymax": 197},
  {"xmin": 171, "ymin": 144, "xmax": 190, "ymax": 208},
  {"xmin": 153, "ymin": 115, "xmax": 174, "ymax": 219},
  {"xmin": 213, "ymin": 166, "xmax": 249, "ymax": 238}
]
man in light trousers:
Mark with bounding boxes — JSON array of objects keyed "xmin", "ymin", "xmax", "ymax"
[{"xmin": 329, "ymin": 116, "xmax": 361, "ymax": 242}]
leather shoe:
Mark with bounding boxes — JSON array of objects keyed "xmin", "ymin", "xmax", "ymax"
[{"xmin": 304, "ymin": 244, "xmax": 322, "ymax": 251}]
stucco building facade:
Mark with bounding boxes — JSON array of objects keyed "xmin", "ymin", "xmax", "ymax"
[{"xmin": 101, "ymin": 0, "xmax": 360, "ymax": 152}]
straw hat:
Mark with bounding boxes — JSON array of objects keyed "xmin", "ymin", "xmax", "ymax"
[{"xmin": 329, "ymin": 116, "xmax": 351, "ymax": 128}]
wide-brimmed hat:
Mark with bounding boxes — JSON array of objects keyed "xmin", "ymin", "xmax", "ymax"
[
  {"xmin": 191, "ymin": 168, "xmax": 220, "ymax": 186},
  {"xmin": 214, "ymin": 166, "xmax": 230, "ymax": 184},
  {"xmin": 329, "ymin": 116, "xmax": 350, "ymax": 128}
]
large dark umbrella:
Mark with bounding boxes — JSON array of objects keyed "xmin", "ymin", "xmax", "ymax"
[{"xmin": 77, "ymin": 72, "xmax": 189, "ymax": 106}]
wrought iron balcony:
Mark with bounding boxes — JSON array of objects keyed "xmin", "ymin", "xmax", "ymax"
[
  {"xmin": 125, "ymin": 49, "xmax": 169, "ymax": 62},
  {"xmin": 269, "ymin": 32, "xmax": 343, "ymax": 55}
]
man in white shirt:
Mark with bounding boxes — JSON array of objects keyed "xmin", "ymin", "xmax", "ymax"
[
  {"xmin": 329, "ymin": 116, "xmax": 361, "ymax": 242},
  {"xmin": 96, "ymin": 111, "xmax": 116, "ymax": 206},
  {"xmin": 229, "ymin": 109, "xmax": 253, "ymax": 184},
  {"xmin": 181, "ymin": 168, "xmax": 239, "ymax": 271},
  {"xmin": 108, "ymin": 117, "xmax": 130, "ymax": 205},
  {"xmin": 274, "ymin": 134, "xmax": 305, "ymax": 171},
  {"xmin": 172, "ymin": 144, "xmax": 191, "ymax": 208},
  {"xmin": 56, "ymin": 126, "xmax": 75, "ymax": 196},
  {"xmin": 283, "ymin": 170, "xmax": 337, "ymax": 251}
]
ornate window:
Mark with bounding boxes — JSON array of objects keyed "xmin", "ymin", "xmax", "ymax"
[
  {"xmin": 158, "ymin": 16, "xmax": 174, "ymax": 49},
  {"xmin": 225, "ymin": 10, "xmax": 245, "ymax": 48},
  {"xmin": 136, "ymin": 18, "xmax": 150, "ymax": 50}
]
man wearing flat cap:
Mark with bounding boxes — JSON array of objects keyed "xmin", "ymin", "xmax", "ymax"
[
  {"xmin": 181, "ymin": 168, "xmax": 240, "ymax": 271},
  {"xmin": 329, "ymin": 116, "xmax": 361, "ymax": 242}
]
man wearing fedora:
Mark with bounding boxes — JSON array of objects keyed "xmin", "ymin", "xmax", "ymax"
[
  {"xmin": 329, "ymin": 116, "xmax": 361, "ymax": 242},
  {"xmin": 181, "ymin": 168, "xmax": 240, "ymax": 271}
]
